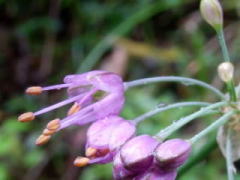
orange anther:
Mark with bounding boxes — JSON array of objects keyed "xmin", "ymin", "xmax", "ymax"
[
  {"xmin": 86, "ymin": 147, "xmax": 97, "ymax": 157},
  {"xmin": 18, "ymin": 112, "xmax": 35, "ymax": 122},
  {"xmin": 67, "ymin": 103, "xmax": 81, "ymax": 116},
  {"xmin": 25, "ymin": 86, "xmax": 43, "ymax": 95},
  {"xmin": 73, "ymin": 157, "xmax": 89, "ymax": 167},
  {"xmin": 47, "ymin": 119, "xmax": 60, "ymax": 130},
  {"xmin": 43, "ymin": 128, "xmax": 55, "ymax": 136},
  {"xmin": 35, "ymin": 135, "xmax": 51, "ymax": 146}
]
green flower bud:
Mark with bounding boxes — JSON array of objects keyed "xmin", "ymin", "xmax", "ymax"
[{"xmin": 200, "ymin": 0, "xmax": 223, "ymax": 31}]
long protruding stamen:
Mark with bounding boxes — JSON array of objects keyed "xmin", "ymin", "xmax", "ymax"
[
  {"xmin": 34, "ymin": 88, "xmax": 98, "ymax": 117},
  {"xmin": 33, "ymin": 93, "xmax": 86, "ymax": 116},
  {"xmin": 68, "ymin": 102, "xmax": 81, "ymax": 116},
  {"xmin": 59, "ymin": 107, "xmax": 95, "ymax": 129},
  {"xmin": 74, "ymin": 157, "xmax": 89, "ymax": 167},
  {"xmin": 18, "ymin": 112, "xmax": 35, "ymax": 122},
  {"xmin": 26, "ymin": 84, "xmax": 72, "ymax": 95},
  {"xmin": 42, "ymin": 83, "xmax": 71, "ymax": 91}
]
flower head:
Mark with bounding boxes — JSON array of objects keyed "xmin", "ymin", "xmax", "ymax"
[
  {"xmin": 155, "ymin": 139, "xmax": 191, "ymax": 169},
  {"xmin": 18, "ymin": 71, "xmax": 125, "ymax": 145},
  {"xmin": 82, "ymin": 116, "xmax": 136, "ymax": 164}
]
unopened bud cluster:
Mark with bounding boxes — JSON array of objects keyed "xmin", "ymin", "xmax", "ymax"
[{"xmin": 200, "ymin": 0, "xmax": 223, "ymax": 31}]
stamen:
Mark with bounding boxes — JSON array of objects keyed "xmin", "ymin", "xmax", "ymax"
[
  {"xmin": 86, "ymin": 147, "xmax": 97, "ymax": 157},
  {"xmin": 26, "ymin": 86, "xmax": 43, "ymax": 95},
  {"xmin": 35, "ymin": 135, "xmax": 51, "ymax": 146},
  {"xmin": 68, "ymin": 103, "xmax": 81, "ymax": 116},
  {"xmin": 47, "ymin": 119, "xmax": 60, "ymax": 130},
  {"xmin": 18, "ymin": 112, "xmax": 35, "ymax": 122},
  {"xmin": 73, "ymin": 157, "xmax": 89, "ymax": 167},
  {"xmin": 42, "ymin": 83, "xmax": 71, "ymax": 91},
  {"xmin": 34, "ymin": 93, "xmax": 86, "ymax": 116},
  {"xmin": 43, "ymin": 128, "xmax": 55, "ymax": 136}
]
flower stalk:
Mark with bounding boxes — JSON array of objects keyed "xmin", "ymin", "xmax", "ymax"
[
  {"xmin": 226, "ymin": 129, "xmax": 235, "ymax": 180},
  {"xmin": 155, "ymin": 102, "xmax": 226, "ymax": 140},
  {"xmin": 189, "ymin": 111, "xmax": 235, "ymax": 144},
  {"xmin": 217, "ymin": 30, "xmax": 237, "ymax": 102},
  {"xmin": 132, "ymin": 101, "xmax": 210, "ymax": 125},
  {"xmin": 124, "ymin": 76, "xmax": 225, "ymax": 99}
]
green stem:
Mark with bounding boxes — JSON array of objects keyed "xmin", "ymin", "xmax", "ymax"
[
  {"xmin": 217, "ymin": 30, "xmax": 237, "ymax": 102},
  {"xmin": 217, "ymin": 30, "xmax": 230, "ymax": 62},
  {"xmin": 226, "ymin": 129, "xmax": 235, "ymax": 180},
  {"xmin": 227, "ymin": 81, "xmax": 237, "ymax": 102},
  {"xmin": 155, "ymin": 102, "xmax": 226, "ymax": 140},
  {"xmin": 132, "ymin": 101, "xmax": 210, "ymax": 125},
  {"xmin": 189, "ymin": 111, "xmax": 234, "ymax": 144}
]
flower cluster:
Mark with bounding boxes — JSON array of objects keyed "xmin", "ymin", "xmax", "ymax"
[
  {"xmin": 113, "ymin": 136, "xmax": 191, "ymax": 180},
  {"xmin": 18, "ymin": 70, "xmax": 191, "ymax": 179},
  {"xmin": 17, "ymin": 0, "xmax": 240, "ymax": 178}
]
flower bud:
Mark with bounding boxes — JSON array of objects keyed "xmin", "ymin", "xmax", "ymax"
[
  {"xmin": 120, "ymin": 135, "xmax": 159, "ymax": 172},
  {"xmin": 86, "ymin": 116, "xmax": 136, "ymax": 164},
  {"xmin": 217, "ymin": 62, "xmax": 234, "ymax": 82},
  {"xmin": 113, "ymin": 153, "xmax": 137, "ymax": 180},
  {"xmin": 155, "ymin": 139, "xmax": 191, "ymax": 169},
  {"xmin": 200, "ymin": 0, "xmax": 223, "ymax": 31},
  {"xmin": 135, "ymin": 167, "xmax": 177, "ymax": 180}
]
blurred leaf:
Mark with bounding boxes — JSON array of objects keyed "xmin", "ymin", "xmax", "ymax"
[
  {"xmin": 117, "ymin": 38, "xmax": 182, "ymax": 62},
  {"xmin": 4, "ymin": 96, "xmax": 38, "ymax": 113},
  {"xmin": 16, "ymin": 17, "xmax": 61, "ymax": 36},
  {"xmin": 80, "ymin": 164, "xmax": 112, "ymax": 180},
  {"xmin": 0, "ymin": 164, "xmax": 8, "ymax": 180},
  {"xmin": 24, "ymin": 149, "xmax": 44, "ymax": 168},
  {"xmin": 3, "ymin": 118, "xmax": 30, "ymax": 133}
]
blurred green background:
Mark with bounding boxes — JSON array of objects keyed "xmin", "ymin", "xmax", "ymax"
[{"xmin": 1, "ymin": 0, "xmax": 240, "ymax": 179}]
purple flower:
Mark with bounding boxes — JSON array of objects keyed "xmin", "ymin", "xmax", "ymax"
[
  {"xmin": 154, "ymin": 139, "xmax": 191, "ymax": 169},
  {"xmin": 120, "ymin": 135, "xmax": 159, "ymax": 172},
  {"xmin": 113, "ymin": 135, "xmax": 159, "ymax": 179},
  {"xmin": 135, "ymin": 167, "xmax": 177, "ymax": 180},
  {"xmin": 18, "ymin": 71, "xmax": 125, "ymax": 145},
  {"xmin": 84, "ymin": 115, "xmax": 136, "ymax": 164},
  {"xmin": 113, "ymin": 152, "xmax": 137, "ymax": 180}
]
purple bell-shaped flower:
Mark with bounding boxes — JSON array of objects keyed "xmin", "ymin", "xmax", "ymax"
[
  {"xmin": 80, "ymin": 116, "xmax": 136, "ymax": 165},
  {"xmin": 155, "ymin": 139, "xmax": 191, "ymax": 169},
  {"xmin": 113, "ymin": 135, "xmax": 159, "ymax": 180}
]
